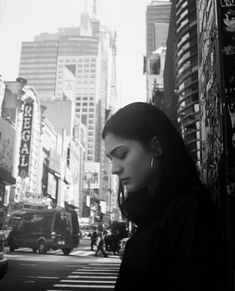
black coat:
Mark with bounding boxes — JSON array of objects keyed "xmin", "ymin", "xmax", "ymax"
[{"xmin": 115, "ymin": 185, "xmax": 224, "ymax": 290}]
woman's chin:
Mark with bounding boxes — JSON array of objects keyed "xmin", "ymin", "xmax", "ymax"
[{"xmin": 125, "ymin": 184, "xmax": 139, "ymax": 193}]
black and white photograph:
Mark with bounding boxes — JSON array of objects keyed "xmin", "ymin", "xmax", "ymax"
[{"xmin": 0, "ymin": 0, "xmax": 235, "ymax": 290}]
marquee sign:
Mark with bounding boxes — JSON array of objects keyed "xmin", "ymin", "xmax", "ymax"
[
  {"xmin": 18, "ymin": 102, "xmax": 34, "ymax": 178},
  {"xmin": 220, "ymin": 0, "xmax": 235, "ymax": 7}
]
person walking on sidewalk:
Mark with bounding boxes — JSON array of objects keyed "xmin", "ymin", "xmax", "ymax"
[
  {"xmin": 102, "ymin": 102, "xmax": 224, "ymax": 291},
  {"xmin": 95, "ymin": 231, "xmax": 108, "ymax": 257},
  {"xmin": 90, "ymin": 230, "xmax": 98, "ymax": 251}
]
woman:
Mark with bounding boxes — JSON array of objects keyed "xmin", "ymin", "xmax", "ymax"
[{"xmin": 102, "ymin": 102, "xmax": 224, "ymax": 290}]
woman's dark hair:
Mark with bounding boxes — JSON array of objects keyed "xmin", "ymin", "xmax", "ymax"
[{"xmin": 102, "ymin": 102, "xmax": 201, "ymax": 219}]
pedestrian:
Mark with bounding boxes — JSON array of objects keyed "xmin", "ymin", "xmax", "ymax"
[
  {"xmin": 103, "ymin": 230, "xmax": 111, "ymax": 251},
  {"xmin": 90, "ymin": 230, "xmax": 97, "ymax": 251},
  {"xmin": 95, "ymin": 232, "xmax": 108, "ymax": 257},
  {"xmin": 110, "ymin": 230, "xmax": 120, "ymax": 255},
  {"xmin": 102, "ymin": 102, "xmax": 224, "ymax": 290}
]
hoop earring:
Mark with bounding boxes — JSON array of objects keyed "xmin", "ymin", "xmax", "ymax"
[{"xmin": 150, "ymin": 158, "xmax": 155, "ymax": 169}]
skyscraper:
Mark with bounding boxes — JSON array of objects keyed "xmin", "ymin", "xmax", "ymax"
[
  {"xmin": 18, "ymin": 14, "xmax": 116, "ymax": 164},
  {"xmin": 164, "ymin": 0, "xmax": 200, "ymax": 165},
  {"xmin": 145, "ymin": 1, "xmax": 171, "ymax": 107},
  {"xmin": 19, "ymin": 39, "xmax": 59, "ymax": 99},
  {"xmin": 146, "ymin": 0, "xmax": 171, "ymax": 57}
]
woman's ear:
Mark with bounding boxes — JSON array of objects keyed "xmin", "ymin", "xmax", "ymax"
[{"xmin": 151, "ymin": 136, "xmax": 163, "ymax": 158}]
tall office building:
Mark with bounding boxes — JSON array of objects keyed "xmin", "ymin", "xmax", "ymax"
[
  {"xmin": 18, "ymin": 14, "xmax": 116, "ymax": 164},
  {"xmin": 19, "ymin": 39, "xmax": 59, "ymax": 99},
  {"xmin": 146, "ymin": 0, "xmax": 171, "ymax": 57},
  {"xmin": 145, "ymin": 1, "xmax": 171, "ymax": 107},
  {"xmin": 164, "ymin": 0, "xmax": 200, "ymax": 165}
]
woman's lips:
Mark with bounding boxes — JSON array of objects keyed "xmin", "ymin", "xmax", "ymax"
[{"xmin": 120, "ymin": 178, "xmax": 129, "ymax": 185}]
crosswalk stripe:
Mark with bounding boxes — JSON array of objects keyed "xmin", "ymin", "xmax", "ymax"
[
  {"xmin": 61, "ymin": 280, "xmax": 116, "ymax": 283},
  {"xmin": 72, "ymin": 250, "xmax": 94, "ymax": 256},
  {"xmin": 67, "ymin": 275, "xmax": 117, "ymax": 279},
  {"xmin": 47, "ymin": 261, "xmax": 119, "ymax": 290},
  {"xmin": 71, "ymin": 271, "xmax": 117, "ymax": 274},
  {"xmin": 81, "ymin": 268, "xmax": 119, "ymax": 271},
  {"xmin": 54, "ymin": 284, "xmax": 113, "ymax": 288}
]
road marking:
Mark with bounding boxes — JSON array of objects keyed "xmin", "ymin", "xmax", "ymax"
[
  {"xmin": 47, "ymin": 261, "xmax": 119, "ymax": 290},
  {"xmin": 61, "ymin": 279, "xmax": 116, "ymax": 283},
  {"xmin": 54, "ymin": 284, "xmax": 113, "ymax": 288},
  {"xmin": 68, "ymin": 275, "xmax": 117, "ymax": 279},
  {"xmin": 72, "ymin": 270, "xmax": 118, "ymax": 273},
  {"xmin": 72, "ymin": 250, "xmax": 94, "ymax": 256},
  {"xmin": 27, "ymin": 276, "xmax": 60, "ymax": 279}
]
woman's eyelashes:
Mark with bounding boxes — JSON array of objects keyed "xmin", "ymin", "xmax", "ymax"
[
  {"xmin": 115, "ymin": 150, "xmax": 127, "ymax": 159},
  {"xmin": 106, "ymin": 148, "xmax": 128, "ymax": 161}
]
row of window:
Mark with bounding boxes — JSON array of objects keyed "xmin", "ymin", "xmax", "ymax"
[
  {"xmin": 76, "ymin": 102, "xmax": 94, "ymax": 106},
  {"xmin": 76, "ymin": 96, "xmax": 94, "ymax": 100},
  {"xmin": 59, "ymin": 58, "xmax": 96, "ymax": 63},
  {"xmin": 75, "ymin": 108, "xmax": 94, "ymax": 112}
]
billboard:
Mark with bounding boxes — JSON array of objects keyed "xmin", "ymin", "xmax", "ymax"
[
  {"xmin": 0, "ymin": 117, "xmax": 15, "ymax": 175},
  {"xmin": 83, "ymin": 162, "xmax": 100, "ymax": 189}
]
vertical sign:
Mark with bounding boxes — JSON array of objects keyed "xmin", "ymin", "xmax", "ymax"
[
  {"xmin": 219, "ymin": 0, "xmax": 235, "ymax": 113},
  {"xmin": 18, "ymin": 102, "xmax": 33, "ymax": 178},
  {"xmin": 218, "ymin": 0, "xmax": 235, "ymax": 190}
]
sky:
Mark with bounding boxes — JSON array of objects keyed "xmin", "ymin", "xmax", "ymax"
[{"xmin": 0, "ymin": 0, "xmax": 152, "ymax": 106}]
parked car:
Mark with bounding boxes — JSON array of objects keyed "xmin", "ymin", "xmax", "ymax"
[
  {"xmin": 7, "ymin": 208, "xmax": 80, "ymax": 255},
  {"xmin": 0, "ymin": 231, "xmax": 8, "ymax": 279}
]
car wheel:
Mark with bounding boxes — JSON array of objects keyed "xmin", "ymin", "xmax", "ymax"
[
  {"xmin": 38, "ymin": 241, "xmax": 47, "ymax": 254},
  {"xmin": 62, "ymin": 248, "xmax": 72, "ymax": 255}
]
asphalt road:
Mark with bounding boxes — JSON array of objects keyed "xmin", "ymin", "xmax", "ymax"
[{"xmin": 0, "ymin": 238, "xmax": 121, "ymax": 291}]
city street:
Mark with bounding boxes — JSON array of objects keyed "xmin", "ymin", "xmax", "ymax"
[{"xmin": 0, "ymin": 238, "xmax": 121, "ymax": 291}]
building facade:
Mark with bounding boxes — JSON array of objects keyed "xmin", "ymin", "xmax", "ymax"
[
  {"xmin": 146, "ymin": 0, "xmax": 171, "ymax": 57},
  {"xmin": 164, "ymin": 1, "xmax": 235, "ymax": 288},
  {"xmin": 145, "ymin": 1, "xmax": 171, "ymax": 109},
  {"xmin": 164, "ymin": 0, "xmax": 201, "ymax": 165}
]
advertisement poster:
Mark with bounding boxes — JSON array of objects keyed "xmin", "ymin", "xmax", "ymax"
[
  {"xmin": 0, "ymin": 117, "xmax": 15, "ymax": 175},
  {"xmin": 219, "ymin": 0, "xmax": 235, "ymax": 190},
  {"xmin": 83, "ymin": 162, "xmax": 100, "ymax": 189}
]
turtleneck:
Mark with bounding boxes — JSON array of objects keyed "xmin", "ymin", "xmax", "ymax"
[
  {"xmin": 122, "ymin": 188, "xmax": 158, "ymax": 227},
  {"xmin": 122, "ymin": 180, "xmax": 203, "ymax": 228}
]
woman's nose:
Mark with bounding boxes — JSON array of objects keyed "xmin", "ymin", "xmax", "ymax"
[{"xmin": 111, "ymin": 162, "xmax": 122, "ymax": 175}]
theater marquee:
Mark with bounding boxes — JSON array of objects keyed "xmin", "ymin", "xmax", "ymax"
[{"xmin": 18, "ymin": 102, "xmax": 34, "ymax": 178}]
